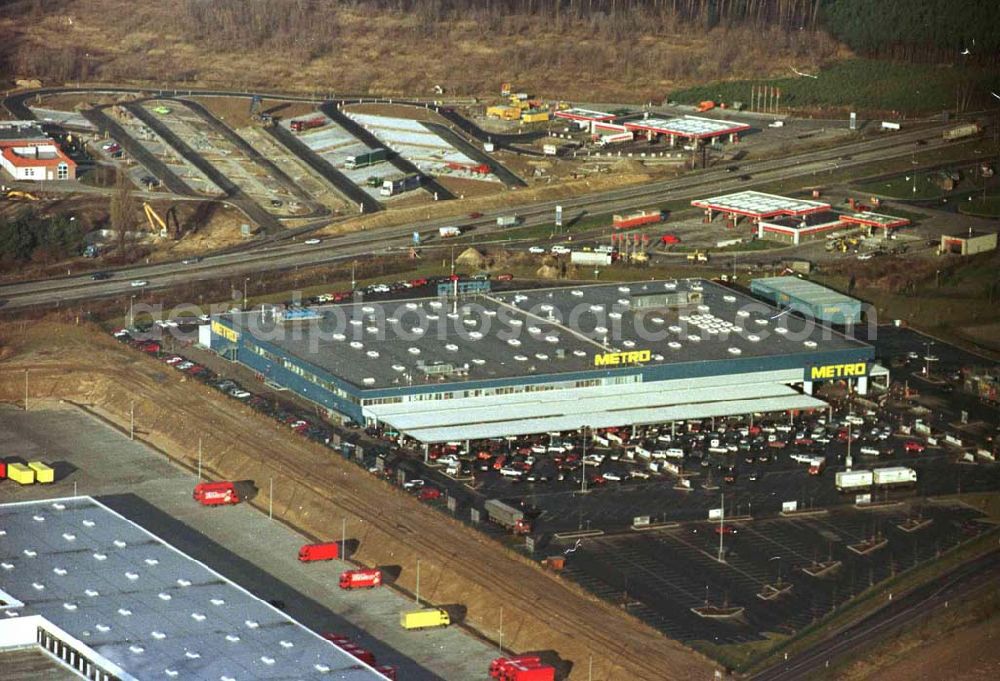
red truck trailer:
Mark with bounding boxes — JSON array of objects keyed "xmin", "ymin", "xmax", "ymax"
[
  {"xmin": 340, "ymin": 643, "xmax": 376, "ymax": 666},
  {"xmin": 375, "ymin": 666, "xmax": 397, "ymax": 680},
  {"xmin": 339, "ymin": 568, "xmax": 383, "ymax": 589},
  {"xmin": 612, "ymin": 209, "xmax": 663, "ymax": 230},
  {"xmin": 193, "ymin": 481, "xmax": 240, "ymax": 506},
  {"xmin": 290, "ymin": 117, "xmax": 326, "ymax": 133},
  {"xmin": 0, "ymin": 460, "xmax": 6, "ymax": 480},
  {"xmin": 298, "ymin": 542, "xmax": 340, "ymax": 562},
  {"xmin": 490, "ymin": 656, "xmax": 555, "ymax": 681}
]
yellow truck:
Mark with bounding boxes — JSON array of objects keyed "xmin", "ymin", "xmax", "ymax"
[
  {"xmin": 400, "ymin": 608, "xmax": 450, "ymax": 630},
  {"xmin": 7, "ymin": 463, "xmax": 36, "ymax": 485},
  {"xmin": 28, "ymin": 461, "xmax": 54, "ymax": 484}
]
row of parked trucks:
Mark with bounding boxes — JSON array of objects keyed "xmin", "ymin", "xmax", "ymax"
[
  {"xmin": 193, "ymin": 480, "xmax": 554, "ymax": 677},
  {"xmin": 835, "ymin": 466, "xmax": 917, "ymax": 491},
  {"xmin": 0, "ymin": 460, "xmax": 55, "ymax": 485}
]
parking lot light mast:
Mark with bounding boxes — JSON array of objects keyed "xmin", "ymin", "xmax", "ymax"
[
  {"xmin": 129, "ymin": 400, "xmax": 135, "ymax": 440},
  {"xmin": 718, "ymin": 491, "xmax": 725, "ymax": 563},
  {"xmin": 581, "ymin": 425, "xmax": 589, "ymax": 494},
  {"xmin": 24, "ymin": 369, "xmax": 28, "ymax": 411},
  {"xmin": 416, "ymin": 559, "xmax": 421, "ymax": 607}
]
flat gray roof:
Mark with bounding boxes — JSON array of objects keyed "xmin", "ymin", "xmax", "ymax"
[
  {"xmin": 750, "ymin": 276, "xmax": 860, "ymax": 307},
  {"xmin": 0, "ymin": 497, "xmax": 388, "ymax": 680},
  {"xmin": 221, "ymin": 279, "xmax": 869, "ymax": 390}
]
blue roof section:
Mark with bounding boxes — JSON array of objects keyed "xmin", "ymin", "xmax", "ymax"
[{"xmin": 749, "ymin": 276, "xmax": 862, "ymax": 324}]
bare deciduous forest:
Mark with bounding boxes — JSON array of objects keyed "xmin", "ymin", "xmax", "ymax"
[{"xmin": 2, "ymin": 0, "xmax": 997, "ymax": 105}]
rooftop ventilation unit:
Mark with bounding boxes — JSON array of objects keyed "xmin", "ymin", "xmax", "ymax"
[{"xmin": 419, "ymin": 362, "xmax": 455, "ymax": 375}]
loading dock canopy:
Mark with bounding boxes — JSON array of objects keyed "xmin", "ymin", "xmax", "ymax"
[{"xmin": 366, "ymin": 380, "xmax": 826, "ymax": 443}]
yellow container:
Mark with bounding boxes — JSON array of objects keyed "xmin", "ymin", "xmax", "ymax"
[
  {"xmin": 28, "ymin": 461, "xmax": 54, "ymax": 484},
  {"xmin": 7, "ymin": 463, "xmax": 36, "ymax": 485},
  {"xmin": 400, "ymin": 608, "xmax": 450, "ymax": 630},
  {"xmin": 521, "ymin": 111, "xmax": 550, "ymax": 123}
]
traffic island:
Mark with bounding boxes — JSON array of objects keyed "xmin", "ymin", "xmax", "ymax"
[
  {"xmin": 779, "ymin": 508, "xmax": 829, "ymax": 518},
  {"xmin": 691, "ymin": 605, "xmax": 745, "ymax": 620},
  {"xmin": 756, "ymin": 582, "xmax": 793, "ymax": 601},
  {"xmin": 802, "ymin": 560, "xmax": 841, "ymax": 578},
  {"xmin": 897, "ymin": 517, "xmax": 933, "ymax": 533},
  {"xmin": 847, "ymin": 537, "xmax": 888, "ymax": 556}
]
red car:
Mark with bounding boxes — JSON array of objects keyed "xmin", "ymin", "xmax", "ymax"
[
  {"xmin": 660, "ymin": 233, "xmax": 681, "ymax": 245},
  {"xmin": 713, "ymin": 525, "xmax": 738, "ymax": 535},
  {"xmin": 904, "ymin": 441, "xmax": 925, "ymax": 453},
  {"xmin": 408, "ymin": 278, "xmax": 428, "ymax": 287},
  {"xmin": 418, "ymin": 487, "xmax": 442, "ymax": 501},
  {"xmin": 468, "ymin": 212, "xmax": 484, "ymax": 219},
  {"xmin": 496, "ymin": 273, "xmax": 514, "ymax": 281}
]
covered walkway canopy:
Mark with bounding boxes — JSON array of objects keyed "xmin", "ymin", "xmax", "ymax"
[{"xmin": 365, "ymin": 378, "xmax": 827, "ymax": 444}]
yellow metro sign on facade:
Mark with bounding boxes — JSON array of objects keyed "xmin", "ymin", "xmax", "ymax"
[
  {"xmin": 211, "ymin": 320, "xmax": 240, "ymax": 343},
  {"xmin": 807, "ymin": 362, "xmax": 868, "ymax": 381},
  {"xmin": 594, "ymin": 349, "xmax": 652, "ymax": 367}
]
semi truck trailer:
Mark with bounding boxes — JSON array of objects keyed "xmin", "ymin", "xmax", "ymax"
[
  {"xmin": 298, "ymin": 542, "xmax": 340, "ymax": 562},
  {"xmin": 400, "ymin": 608, "xmax": 450, "ymax": 630},
  {"xmin": 7, "ymin": 463, "xmax": 35, "ymax": 485},
  {"xmin": 438, "ymin": 226, "xmax": 462, "ymax": 238},
  {"xmin": 570, "ymin": 251, "xmax": 613, "ymax": 266},
  {"xmin": 613, "ymin": 209, "xmax": 663, "ymax": 229},
  {"xmin": 27, "ymin": 461, "xmax": 54, "ymax": 483},
  {"xmin": 345, "ymin": 148, "xmax": 388, "ymax": 169},
  {"xmin": 872, "ymin": 466, "xmax": 917, "ymax": 486},
  {"xmin": 835, "ymin": 470, "xmax": 873, "ymax": 492},
  {"xmin": 339, "ymin": 568, "xmax": 382, "ymax": 589},
  {"xmin": 290, "ymin": 117, "xmax": 326, "ymax": 133},
  {"xmin": 490, "ymin": 656, "xmax": 556, "ymax": 681},
  {"xmin": 484, "ymin": 499, "xmax": 533, "ymax": 535},
  {"xmin": 381, "ymin": 174, "xmax": 421, "ymax": 196},
  {"xmin": 193, "ymin": 481, "xmax": 241, "ymax": 506}
]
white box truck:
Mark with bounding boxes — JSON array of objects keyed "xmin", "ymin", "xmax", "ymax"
[
  {"xmin": 835, "ymin": 469, "xmax": 873, "ymax": 492},
  {"xmin": 570, "ymin": 251, "xmax": 612, "ymax": 266},
  {"xmin": 872, "ymin": 466, "xmax": 917, "ymax": 487}
]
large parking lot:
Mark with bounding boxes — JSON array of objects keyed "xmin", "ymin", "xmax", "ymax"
[{"xmin": 560, "ymin": 502, "xmax": 988, "ymax": 645}]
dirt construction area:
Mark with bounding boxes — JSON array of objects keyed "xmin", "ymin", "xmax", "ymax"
[{"xmin": 0, "ymin": 319, "xmax": 713, "ymax": 681}]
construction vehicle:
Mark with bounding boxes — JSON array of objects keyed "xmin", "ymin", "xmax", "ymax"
[
  {"xmin": 142, "ymin": 202, "xmax": 180, "ymax": 238},
  {"xmin": 151, "ymin": 105, "xmax": 172, "ymax": 115},
  {"xmin": 697, "ymin": 101, "xmax": 716, "ymax": 112},
  {"xmin": 400, "ymin": 608, "xmax": 450, "ymax": 630},
  {"xmin": 501, "ymin": 82, "xmax": 512, "ymax": 97},
  {"xmin": 193, "ymin": 481, "xmax": 241, "ymax": 506},
  {"xmin": 484, "ymin": 499, "xmax": 533, "ymax": 535},
  {"xmin": 4, "ymin": 190, "xmax": 39, "ymax": 201},
  {"xmin": 942, "ymin": 123, "xmax": 980, "ymax": 141},
  {"xmin": 686, "ymin": 251, "xmax": 709, "ymax": 263}
]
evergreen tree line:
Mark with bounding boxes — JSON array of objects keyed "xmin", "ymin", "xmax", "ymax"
[{"xmin": 0, "ymin": 209, "xmax": 85, "ymax": 266}]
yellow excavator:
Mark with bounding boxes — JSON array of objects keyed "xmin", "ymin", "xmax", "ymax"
[
  {"xmin": 5, "ymin": 190, "xmax": 39, "ymax": 201},
  {"xmin": 143, "ymin": 202, "xmax": 180, "ymax": 239}
]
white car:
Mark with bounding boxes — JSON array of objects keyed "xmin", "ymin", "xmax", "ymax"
[
  {"xmin": 528, "ymin": 246, "xmax": 546, "ymax": 254},
  {"xmin": 550, "ymin": 245, "xmax": 571, "ymax": 255},
  {"xmin": 857, "ymin": 252, "xmax": 874, "ymax": 260},
  {"xmin": 500, "ymin": 466, "xmax": 524, "ymax": 478},
  {"xmin": 602, "ymin": 472, "xmax": 622, "ymax": 481},
  {"xmin": 402, "ymin": 479, "xmax": 425, "ymax": 490},
  {"xmin": 304, "ymin": 238, "xmax": 321, "ymax": 245},
  {"xmin": 130, "ymin": 280, "xmax": 148, "ymax": 287}
]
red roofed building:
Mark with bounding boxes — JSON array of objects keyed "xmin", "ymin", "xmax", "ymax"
[{"xmin": 0, "ymin": 132, "xmax": 76, "ymax": 181}]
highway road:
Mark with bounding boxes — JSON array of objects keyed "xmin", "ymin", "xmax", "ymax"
[
  {"xmin": 1, "ymin": 86, "xmax": 971, "ymax": 311},
  {"xmin": 751, "ymin": 547, "xmax": 1000, "ymax": 681}
]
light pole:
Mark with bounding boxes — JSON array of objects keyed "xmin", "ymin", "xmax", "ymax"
[
  {"xmin": 129, "ymin": 294, "xmax": 136, "ymax": 329},
  {"xmin": 416, "ymin": 559, "xmax": 421, "ymax": 607},
  {"xmin": 23, "ymin": 369, "xmax": 28, "ymax": 411},
  {"xmin": 129, "ymin": 400, "xmax": 135, "ymax": 440},
  {"xmin": 243, "ymin": 277, "xmax": 250, "ymax": 311},
  {"xmin": 580, "ymin": 425, "xmax": 589, "ymax": 494}
]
